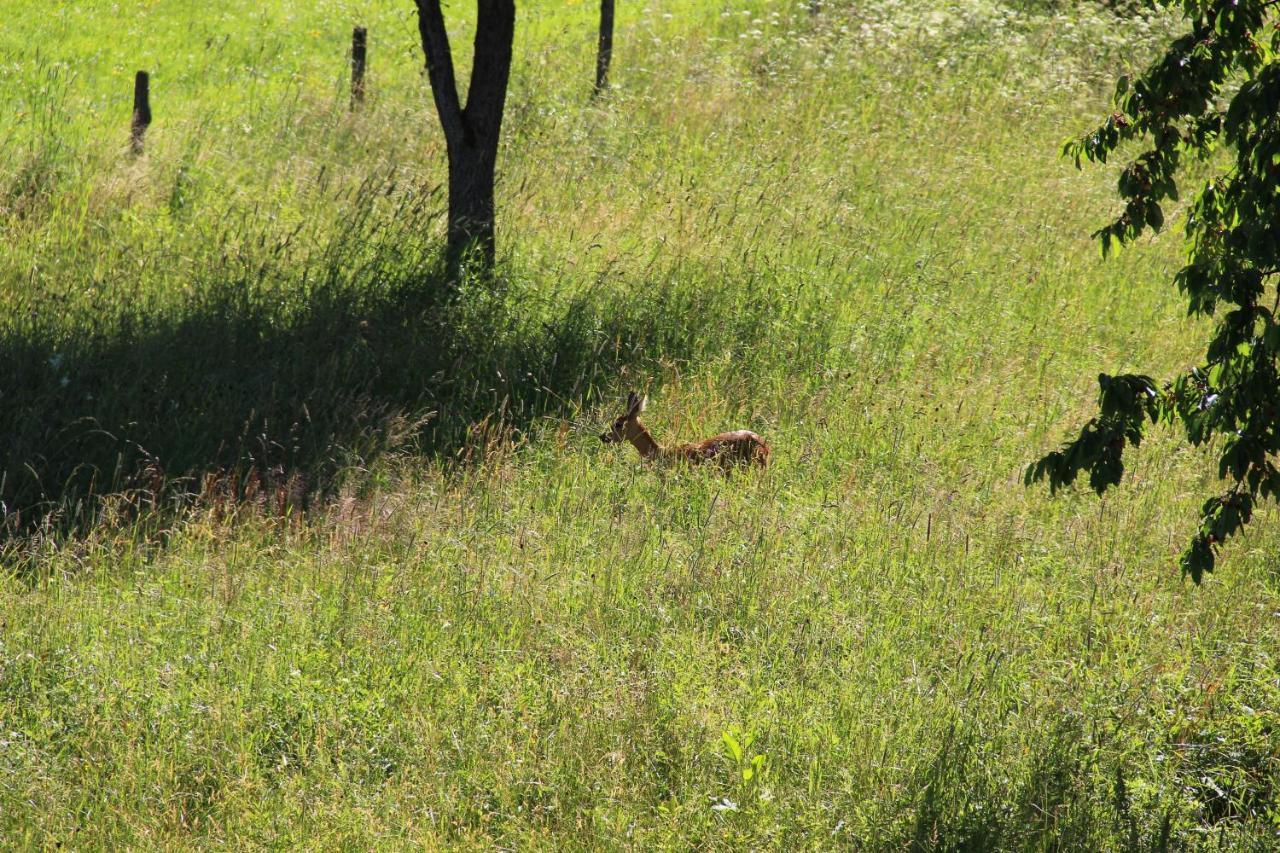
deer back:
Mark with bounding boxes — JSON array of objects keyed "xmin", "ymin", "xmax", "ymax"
[{"xmin": 675, "ymin": 430, "xmax": 769, "ymax": 468}]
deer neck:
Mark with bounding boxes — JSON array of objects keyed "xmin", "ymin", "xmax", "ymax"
[{"xmin": 623, "ymin": 419, "xmax": 664, "ymax": 460}]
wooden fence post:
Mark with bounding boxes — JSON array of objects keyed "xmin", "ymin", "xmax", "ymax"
[
  {"xmin": 594, "ymin": 0, "xmax": 614, "ymax": 94},
  {"xmin": 351, "ymin": 26, "xmax": 367, "ymax": 108},
  {"xmin": 130, "ymin": 71, "xmax": 151, "ymax": 155}
]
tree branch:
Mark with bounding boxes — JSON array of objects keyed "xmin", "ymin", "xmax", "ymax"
[
  {"xmin": 415, "ymin": 0, "xmax": 466, "ymax": 149},
  {"xmin": 463, "ymin": 0, "xmax": 516, "ymax": 146}
]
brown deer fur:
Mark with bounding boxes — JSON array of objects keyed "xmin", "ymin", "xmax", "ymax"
[{"xmin": 599, "ymin": 392, "xmax": 769, "ymax": 469}]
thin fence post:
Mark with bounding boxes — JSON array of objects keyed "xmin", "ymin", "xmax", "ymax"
[
  {"xmin": 594, "ymin": 0, "xmax": 614, "ymax": 94},
  {"xmin": 351, "ymin": 26, "xmax": 367, "ymax": 108},
  {"xmin": 130, "ymin": 71, "xmax": 151, "ymax": 155}
]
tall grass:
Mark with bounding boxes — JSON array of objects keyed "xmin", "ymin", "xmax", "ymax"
[{"xmin": 4, "ymin": 0, "xmax": 1280, "ymax": 847}]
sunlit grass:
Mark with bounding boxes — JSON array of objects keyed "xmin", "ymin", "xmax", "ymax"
[{"xmin": 4, "ymin": 0, "xmax": 1280, "ymax": 847}]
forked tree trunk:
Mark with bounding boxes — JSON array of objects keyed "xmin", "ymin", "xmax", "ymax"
[
  {"xmin": 595, "ymin": 0, "xmax": 615, "ymax": 94},
  {"xmin": 415, "ymin": 0, "xmax": 515, "ymax": 277}
]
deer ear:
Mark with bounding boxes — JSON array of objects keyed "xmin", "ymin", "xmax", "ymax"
[
  {"xmin": 638, "ymin": 395, "xmax": 648, "ymax": 413},
  {"xmin": 626, "ymin": 391, "xmax": 641, "ymax": 415}
]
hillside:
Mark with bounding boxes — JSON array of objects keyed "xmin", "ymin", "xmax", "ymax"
[{"xmin": 3, "ymin": 1, "xmax": 1280, "ymax": 847}]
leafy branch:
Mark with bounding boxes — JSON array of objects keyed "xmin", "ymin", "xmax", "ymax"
[{"xmin": 1030, "ymin": 0, "xmax": 1280, "ymax": 581}]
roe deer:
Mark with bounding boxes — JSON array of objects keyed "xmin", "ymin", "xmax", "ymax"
[{"xmin": 599, "ymin": 392, "xmax": 770, "ymax": 469}]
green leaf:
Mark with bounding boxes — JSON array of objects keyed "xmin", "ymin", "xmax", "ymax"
[
  {"xmin": 722, "ymin": 730, "xmax": 742, "ymax": 763},
  {"xmin": 1147, "ymin": 201, "xmax": 1164, "ymax": 232}
]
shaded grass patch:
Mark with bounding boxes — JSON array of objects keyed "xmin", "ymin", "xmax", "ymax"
[{"xmin": 0, "ymin": 180, "xmax": 813, "ymax": 540}]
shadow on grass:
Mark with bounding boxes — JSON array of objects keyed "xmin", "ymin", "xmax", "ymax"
[
  {"xmin": 905, "ymin": 713, "xmax": 1098, "ymax": 852},
  {"xmin": 904, "ymin": 709, "xmax": 1211, "ymax": 851},
  {"xmin": 1, "ymin": 231, "xmax": 769, "ymax": 540}
]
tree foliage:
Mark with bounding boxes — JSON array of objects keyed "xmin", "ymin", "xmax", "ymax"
[{"xmin": 1029, "ymin": 0, "xmax": 1280, "ymax": 581}]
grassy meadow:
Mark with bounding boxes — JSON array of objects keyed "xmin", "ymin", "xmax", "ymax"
[{"xmin": 5, "ymin": 0, "xmax": 1280, "ymax": 847}]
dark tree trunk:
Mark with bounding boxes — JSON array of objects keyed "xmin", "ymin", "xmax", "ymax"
[
  {"xmin": 447, "ymin": 143, "xmax": 498, "ymax": 270},
  {"xmin": 414, "ymin": 0, "xmax": 515, "ymax": 278},
  {"xmin": 595, "ymin": 0, "xmax": 615, "ymax": 94}
]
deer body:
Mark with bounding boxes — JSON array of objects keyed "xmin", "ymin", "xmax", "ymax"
[{"xmin": 600, "ymin": 393, "xmax": 769, "ymax": 469}]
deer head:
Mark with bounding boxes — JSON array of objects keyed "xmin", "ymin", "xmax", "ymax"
[{"xmin": 599, "ymin": 391, "xmax": 647, "ymax": 445}]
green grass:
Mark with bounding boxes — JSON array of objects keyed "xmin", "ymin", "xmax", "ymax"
[{"xmin": 5, "ymin": 0, "xmax": 1280, "ymax": 847}]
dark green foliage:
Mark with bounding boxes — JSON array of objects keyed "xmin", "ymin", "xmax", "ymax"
[
  {"xmin": 1026, "ymin": 372, "xmax": 1161, "ymax": 494},
  {"xmin": 1030, "ymin": 0, "xmax": 1280, "ymax": 581}
]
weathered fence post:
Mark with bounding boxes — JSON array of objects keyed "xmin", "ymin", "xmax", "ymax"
[
  {"xmin": 594, "ymin": 0, "xmax": 615, "ymax": 94},
  {"xmin": 351, "ymin": 26, "xmax": 367, "ymax": 108},
  {"xmin": 130, "ymin": 71, "xmax": 151, "ymax": 155}
]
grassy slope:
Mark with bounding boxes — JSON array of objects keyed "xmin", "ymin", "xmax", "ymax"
[{"xmin": 4, "ymin": 0, "xmax": 1280, "ymax": 847}]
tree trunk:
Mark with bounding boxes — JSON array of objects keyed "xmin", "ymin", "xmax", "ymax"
[
  {"xmin": 595, "ymin": 0, "xmax": 615, "ymax": 94},
  {"xmin": 446, "ymin": 142, "xmax": 498, "ymax": 271},
  {"xmin": 415, "ymin": 0, "xmax": 515, "ymax": 280}
]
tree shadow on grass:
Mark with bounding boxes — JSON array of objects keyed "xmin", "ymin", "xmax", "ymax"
[{"xmin": 0, "ymin": 243, "xmax": 754, "ymax": 541}]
